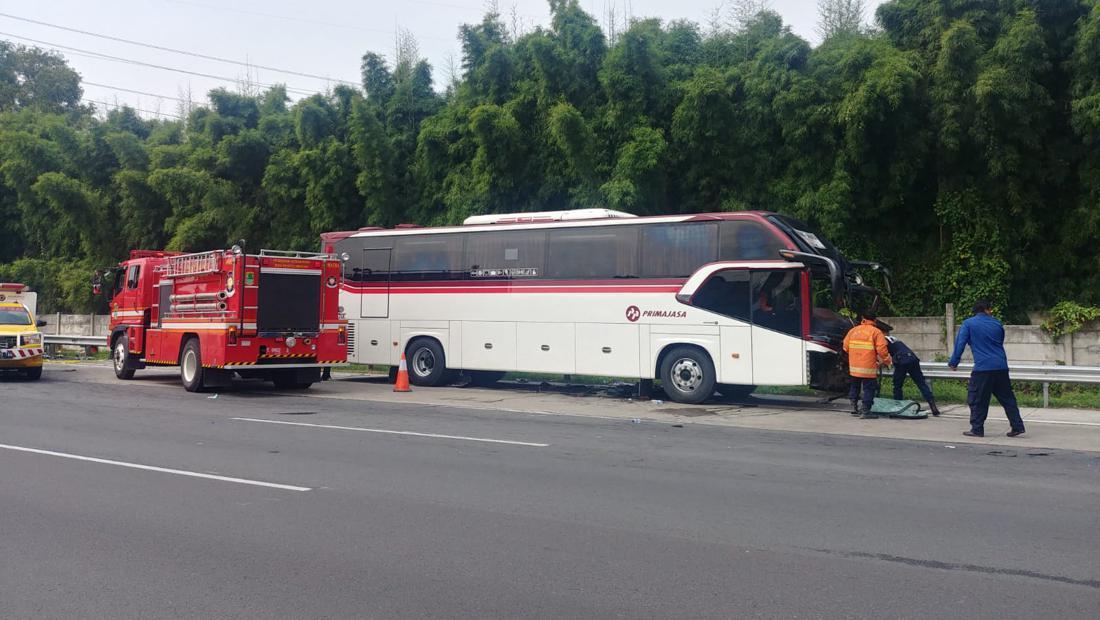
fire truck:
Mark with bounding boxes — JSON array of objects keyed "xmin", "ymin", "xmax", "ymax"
[{"xmin": 98, "ymin": 246, "xmax": 347, "ymax": 392}]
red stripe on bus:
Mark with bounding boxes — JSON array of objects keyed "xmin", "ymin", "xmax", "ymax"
[{"xmin": 342, "ymin": 285, "xmax": 682, "ymax": 294}]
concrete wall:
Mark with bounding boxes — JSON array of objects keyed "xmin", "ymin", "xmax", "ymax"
[
  {"xmin": 884, "ymin": 312, "xmax": 1100, "ymax": 366},
  {"xmin": 48, "ymin": 313, "xmax": 110, "ymax": 337}
]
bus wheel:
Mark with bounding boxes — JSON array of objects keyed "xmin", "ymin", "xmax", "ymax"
[
  {"xmin": 660, "ymin": 346, "xmax": 716, "ymax": 405},
  {"xmin": 406, "ymin": 338, "xmax": 447, "ymax": 387},
  {"xmin": 717, "ymin": 384, "xmax": 756, "ymax": 399},
  {"xmin": 23, "ymin": 366, "xmax": 42, "ymax": 380},
  {"xmin": 180, "ymin": 338, "xmax": 205, "ymax": 393},
  {"xmin": 466, "ymin": 370, "xmax": 505, "ymax": 387},
  {"xmin": 113, "ymin": 334, "xmax": 136, "ymax": 380}
]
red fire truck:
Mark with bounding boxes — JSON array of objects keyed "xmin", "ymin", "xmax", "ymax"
[{"xmin": 98, "ymin": 246, "xmax": 347, "ymax": 392}]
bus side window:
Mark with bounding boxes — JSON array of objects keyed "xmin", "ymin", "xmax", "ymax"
[
  {"xmin": 693, "ymin": 270, "xmax": 751, "ymax": 321},
  {"xmin": 719, "ymin": 221, "xmax": 786, "ymax": 261},
  {"xmin": 641, "ymin": 223, "xmax": 717, "ymax": 277},
  {"xmin": 546, "ymin": 227, "xmax": 638, "ymax": 279}
]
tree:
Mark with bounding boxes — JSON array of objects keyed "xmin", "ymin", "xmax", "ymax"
[{"xmin": 817, "ymin": 0, "xmax": 866, "ymax": 40}]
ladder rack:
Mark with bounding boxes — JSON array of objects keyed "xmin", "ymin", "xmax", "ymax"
[
  {"xmin": 165, "ymin": 251, "xmax": 222, "ymax": 278},
  {"xmin": 259, "ymin": 249, "xmax": 336, "ymax": 260}
]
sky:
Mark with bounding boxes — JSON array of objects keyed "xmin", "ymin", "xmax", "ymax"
[{"xmin": 0, "ymin": 0, "xmax": 886, "ymax": 120}]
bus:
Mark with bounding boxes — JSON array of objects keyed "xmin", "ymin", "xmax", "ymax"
[{"xmin": 321, "ymin": 209, "xmax": 887, "ymax": 404}]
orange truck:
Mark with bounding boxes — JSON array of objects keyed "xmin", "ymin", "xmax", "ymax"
[{"xmin": 98, "ymin": 247, "xmax": 347, "ymax": 392}]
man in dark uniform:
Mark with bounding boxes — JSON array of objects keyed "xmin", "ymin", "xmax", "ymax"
[
  {"xmin": 882, "ymin": 328, "xmax": 940, "ymax": 416},
  {"xmin": 949, "ymin": 300, "xmax": 1026, "ymax": 437}
]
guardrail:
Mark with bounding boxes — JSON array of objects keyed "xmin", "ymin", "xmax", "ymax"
[
  {"xmin": 43, "ymin": 334, "xmax": 108, "ymax": 359},
  {"xmin": 921, "ymin": 362, "xmax": 1100, "ymax": 407}
]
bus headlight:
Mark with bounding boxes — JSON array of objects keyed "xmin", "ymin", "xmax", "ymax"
[{"xmin": 21, "ymin": 332, "xmax": 42, "ymax": 346}]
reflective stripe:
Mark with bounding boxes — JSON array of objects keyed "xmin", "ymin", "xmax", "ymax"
[
  {"xmin": 847, "ymin": 341, "xmax": 874, "ymax": 350},
  {"xmin": 849, "ymin": 365, "xmax": 879, "ymax": 376}
]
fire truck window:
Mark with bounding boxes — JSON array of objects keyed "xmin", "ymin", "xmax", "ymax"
[
  {"xmin": 112, "ymin": 270, "xmax": 125, "ymax": 296},
  {"xmin": 693, "ymin": 270, "xmax": 750, "ymax": 322},
  {"xmin": 751, "ymin": 270, "xmax": 802, "ymax": 337},
  {"xmin": 466, "ymin": 230, "xmax": 546, "ymax": 278},
  {"xmin": 546, "ymin": 226, "xmax": 638, "ymax": 279},
  {"xmin": 393, "ymin": 234, "xmax": 464, "ymax": 281},
  {"xmin": 641, "ymin": 223, "xmax": 718, "ymax": 277},
  {"xmin": 720, "ymin": 221, "xmax": 786, "ymax": 261},
  {"xmin": 126, "ymin": 265, "xmax": 141, "ymax": 289}
]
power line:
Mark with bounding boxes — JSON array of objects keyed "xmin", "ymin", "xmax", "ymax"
[
  {"xmin": 83, "ymin": 81, "xmax": 190, "ymax": 103},
  {"xmin": 160, "ymin": 0, "xmax": 452, "ymax": 41},
  {"xmin": 0, "ymin": 11, "xmax": 358, "ymax": 86},
  {"xmin": 0, "ymin": 31, "xmax": 322, "ymax": 96},
  {"xmin": 83, "ymin": 98, "xmax": 184, "ymax": 120}
]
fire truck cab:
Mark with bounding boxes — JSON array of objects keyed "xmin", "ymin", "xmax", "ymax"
[{"xmin": 100, "ymin": 247, "xmax": 347, "ymax": 392}]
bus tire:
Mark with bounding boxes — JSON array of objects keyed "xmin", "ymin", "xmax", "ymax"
[
  {"xmin": 180, "ymin": 338, "xmax": 205, "ymax": 393},
  {"xmin": 23, "ymin": 366, "xmax": 42, "ymax": 380},
  {"xmin": 660, "ymin": 346, "xmax": 716, "ymax": 405},
  {"xmin": 406, "ymin": 338, "xmax": 448, "ymax": 387},
  {"xmin": 112, "ymin": 334, "xmax": 136, "ymax": 380},
  {"xmin": 717, "ymin": 384, "xmax": 756, "ymax": 399},
  {"xmin": 466, "ymin": 370, "xmax": 505, "ymax": 387}
]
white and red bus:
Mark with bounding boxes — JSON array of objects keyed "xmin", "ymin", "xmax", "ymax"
[{"xmin": 321, "ymin": 209, "xmax": 885, "ymax": 403}]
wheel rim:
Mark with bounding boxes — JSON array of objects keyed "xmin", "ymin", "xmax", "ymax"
[
  {"xmin": 114, "ymin": 342, "xmax": 126, "ymax": 371},
  {"xmin": 412, "ymin": 347, "xmax": 435, "ymax": 377},
  {"xmin": 182, "ymin": 349, "xmax": 197, "ymax": 383},
  {"xmin": 670, "ymin": 358, "xmax": 703, "ymax": 393}
]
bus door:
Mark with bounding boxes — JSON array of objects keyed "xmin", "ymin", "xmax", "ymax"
[
  {"xmin": 749, "ymin": 269, "xmax": 806, "ymax": 385},
  {"xmin": 359, "ymin": 248, "xmax": 391, "ymax": 318}
]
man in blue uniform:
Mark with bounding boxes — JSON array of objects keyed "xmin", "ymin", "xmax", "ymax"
[
  {"xmin": 949, "ymin": 300, "xmax": 1026, "ymax": 437},
  {"xmin": 882, "ymin": 328, "xmax": 941, "ymax": 416}
]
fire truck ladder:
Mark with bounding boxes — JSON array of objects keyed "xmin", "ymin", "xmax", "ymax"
[
  {"xmin": 259, "ymin": 249, "xmax": 337, "ymax": 260},
  {"xmin": 165, "ymin": 251, "xmax": 222, "ymax": 278}
]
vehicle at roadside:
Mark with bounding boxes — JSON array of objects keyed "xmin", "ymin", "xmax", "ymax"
[
  {"xmin": 321, "ymin": 209, "xmax": 887, "ymax": 404},
  {"xmin": 96, "ymin": 246, "xmax": 347, "ymax": 392},
  {"xmin": 0, "ymin": 283, "xmax": 47, "ymax": 380}
]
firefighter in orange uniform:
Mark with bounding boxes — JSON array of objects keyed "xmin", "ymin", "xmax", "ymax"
[{"xmin": 843, "ymin": 311, "xmax": 892, "ymax": 419}]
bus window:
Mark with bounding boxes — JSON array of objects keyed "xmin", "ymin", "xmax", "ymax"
[
  {"xmin": 693, "ymin": 270, "xmax": 751, "ymax": 321},
  {"xmin": 393, "ymin": 234, "xmax": 464, "ymax": 281},
  {"xmin": 466, "ymin": 230, "xmax": 546, "ymax": 278},
  {"xmin": 719, "ymin": 221, "xmax": 786, "ymax": 261},
  {"xmin": 641, "ymin": 223, "xmax": 718, "ymax": 277},
  {"xmin": 546, "ymin": 227, "xmax": 639, "ymax": 279},
  {"xmin": 751, "ymin": 270, "xmax": 802, "ymax": 336}
]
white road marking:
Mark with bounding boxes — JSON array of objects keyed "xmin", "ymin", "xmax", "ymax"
[
  {"xmin": 0, "ymin": 443, "xmax": 311, "ymax": 492},
  {"xmin": 232, "ymin": 417, "xmax": 550, "ymax": 447}
]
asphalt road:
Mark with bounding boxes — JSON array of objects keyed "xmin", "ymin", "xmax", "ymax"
[{"xmin": 2, "ymin": 367, "xmax": 1098, "ymax": 619}]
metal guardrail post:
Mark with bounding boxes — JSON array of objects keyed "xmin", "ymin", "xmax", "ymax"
[{"xmin": 1043, "ymin": 383, "xmax": 1049, "ymax": 408}]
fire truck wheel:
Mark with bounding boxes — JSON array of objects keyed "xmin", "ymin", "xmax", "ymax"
[
  {"xmin": 180, "ymin": 338, "xmax": 205, "ymax": 392},
  {"xmin": 23, "ymin": 366, "xmax": 42, "ymax": 380},
  {"xmin": 659, "ymin": 346, "xmax": 716, "ymax": 405},
  {"xmin": 112, "ymin": 334, "xmax": 136, "ymax": 380},
  {"xmin": 406, "ymin": 338, "xmax": 447, "ymax": 387}
]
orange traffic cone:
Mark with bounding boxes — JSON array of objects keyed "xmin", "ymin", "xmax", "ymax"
[{"xmin": 393, "ymin": 352, "xmax": 412, "ymax": 392}]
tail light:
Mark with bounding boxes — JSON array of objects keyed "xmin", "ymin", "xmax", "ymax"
[
  {"xmin": 337, "ymin": 326, "xmax": 346, "ymax": 344},
  {"xmin": 228, "ymin": 325, "xmax": 238, "ymax": 345}
]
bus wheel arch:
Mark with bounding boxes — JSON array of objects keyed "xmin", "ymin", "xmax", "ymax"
[
  {"xmin": 656, "ymin": 343, "xmax": 717, "ymax": 405},
  {"xmin": 405, "ymin": 336, "xmax": 449, "ymax": 387}
]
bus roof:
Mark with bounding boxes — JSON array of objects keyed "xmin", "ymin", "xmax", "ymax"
[{"xmin": 333, "ymin": 211, "xmax": 779, "ymax": 240}]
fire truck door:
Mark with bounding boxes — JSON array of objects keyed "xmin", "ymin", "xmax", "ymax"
[{"xmin": 359, "ymin": 248, "xmax": 391, "ymax": 318}]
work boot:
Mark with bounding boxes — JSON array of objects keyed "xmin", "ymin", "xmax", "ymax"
[
  {"xmin": 928, "ymin": 399, "xmax": 941, "ymax": 417},
  {"xmin": 859, "ymin": 402, "xmax": 877, "ymax": 419},
  {"xmin": 850, "ymin": 399, "xmax": 861, "ymax": 416}
]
